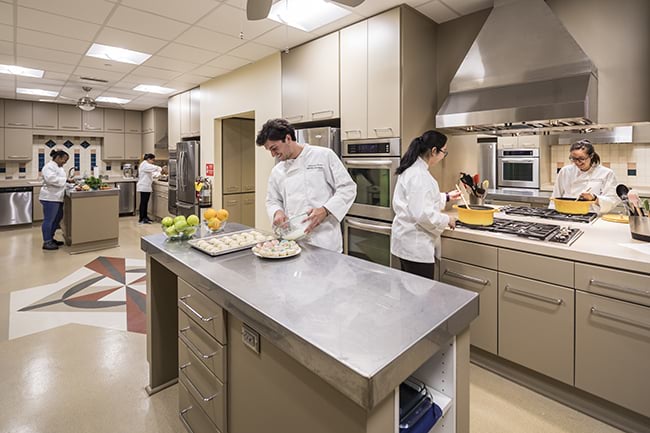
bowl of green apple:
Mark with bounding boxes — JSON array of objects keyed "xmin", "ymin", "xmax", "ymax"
[{"xmin": 161, "ymin": 214, "xmax": 200, "ymax": 241}]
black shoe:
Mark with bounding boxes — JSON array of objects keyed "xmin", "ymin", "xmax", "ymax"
[
  {"xmin": 143, "ymin": 219, "xmax": 152, "ymax": 224},
  {"xmin": 42, "ymin": 241, "xmax": 59, "ymax": 250},
  {"xmin": 53, "ymin": 239, "xmax": 65, "ymax": 246}
]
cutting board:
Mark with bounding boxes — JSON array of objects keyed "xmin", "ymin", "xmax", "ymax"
[{"xmin": 601, "ymin": 214, "xmax": 629, "ymax": 224}]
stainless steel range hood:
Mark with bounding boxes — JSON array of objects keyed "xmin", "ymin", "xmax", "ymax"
[{"xmin": 436, "ymin": 0, "xmax": 598, "ymax": 135}]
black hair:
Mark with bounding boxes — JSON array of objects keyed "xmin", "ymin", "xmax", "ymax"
[
  {"xmin": 143, "ymin": 153, "xmax": 156, "ymax": 161},
  {"xmin": 395, "ymin": 130, "xmax": 447, "ymax": 175},
  {"xmin": 570, "ymin": 139, "xmax": 600, "ymax": 166},
  {"xmin": 50, "ymin": 149, "xmax": 69, "ymax": 160},
  {"xmin": 255, "ymin": 118, "xmax": 296, "ymax": 146}
]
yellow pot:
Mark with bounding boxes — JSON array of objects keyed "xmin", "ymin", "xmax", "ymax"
[
  {"xmin": 453, "ymin": 204, "xmax": 498, "ymax": 226},
  {"xmin": 550, "ymin": 197, "xmax": 595, "ymax": 215}
]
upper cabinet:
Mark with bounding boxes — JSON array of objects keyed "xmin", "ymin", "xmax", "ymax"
[
  {"xmin": 58, "ymin": 105, "xmax": 82, "ymax": 131},
  {"xmin": 104, "ymin": 109, "xmax": 125, "ymax": 132},
  {"xmin": 143, "ymin": 108, "xmax": 154, "ymax": 133},
  {"xmin": 4, "ymin": 100, "xmax": 32, "ymax": 128},
  {"xmin": 33, "ymin": 102, "xmax": 58, "ymax": 130},
  {"xmin": 282, "ymin": 32, "xmax": 339, "ymax": 123},
  {"xmin": 0, "ymin": 127, "xmax": 4, "ymax": 160},
  {"xmin": 142, "ymin": 107, "xmax": 168, "ymax": 156},
  {"xmin": 83, "ymin": 108, "xmax": 104, "ymax": 132},
  {"xmin": 168, "ymin": 94, "xmax": 181, "ymax": 150},
  {"xmin": 4, "ymin": 128, "xmax": 33, "ymax": 160},
  {"xmin": 125, "ymin": 110, "xmax": 142, "ymax": 133},
  {"xmin": 179, "ymin": 88, "xmax": 200, "ymax": 138}
]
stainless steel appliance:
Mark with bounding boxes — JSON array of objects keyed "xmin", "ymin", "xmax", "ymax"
[
  {"xmin": 168, "ymin": 148, "xmax": 177, "ymax": 214},
  {"xmin": 122, "ymin": 164, "xmax": 135, "ymax": 178},
  {"xmin": 456, "ymin": 218, "xmax": 583, "ymax": 245},
  {"xmin": 497, "ymin": 148, "xmax": 539, "ymax": 189},
  {"xmin": 501, "ymin": 205, "xmax": 597, "ymax": 223},
  {"xmin": 0, "ymin": 187, "xmax": 32, "ymax": 226},
  {"xmin": 342, "ymin": 137, "xmax": 400, "ymax": 221},
  {"xmin": 478, "ymin": 137, "xmax": 497, "ymax": 188},
  {"xmin": 296, "ymin": 127, "xmax": 341, "ymax": 156},
  {"xmin": 115, "ymin": 182, "xmax": 135, "ymax": 215},
  {"xmin": 343, "ymin": 216, "xmax": 400, "ymax": 269},
  {"xmin": 176, "ymin": 140, "xmax": 200, "ymax": 217}
]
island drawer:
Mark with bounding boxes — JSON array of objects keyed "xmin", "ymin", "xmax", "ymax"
[
  {"xmin": 179, "ymin": 340, "xmax": 227, "ymax": 433},
  {"xmin": 179, "ymin": 381, "xmax": 221, "ymax": 433},
  {"xmin": 441, "ymin": 238, "xmax": 497, "ymax": 270},
  {"xmin": 498, "ymin": 249, "xmax": 574, "ymax": 288},
  {"xmin": 179, "ymin": 309, "xmax": 227, "ymax": 382},
  {"xmin": 575, "ymin": 263, "xmax": 650, "ymax": 307},
  {"xmin": 178, "ymin": 278, "xmax": 226, "ymax": 344}
]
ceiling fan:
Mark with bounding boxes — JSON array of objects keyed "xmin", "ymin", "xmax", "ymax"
[
  {"xmin": 246, "ymin": 0, "xmax": 365, "ymax": 20},
  {"xmin": 58, "ymin": 86, "xmax": 124, "ymax": 111}
]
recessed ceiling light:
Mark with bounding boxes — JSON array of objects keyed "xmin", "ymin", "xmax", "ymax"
[
  {"xmin": 267, "ymin": 0, "xmax": 350, "ymax": 32},
  {"xmin": 86, "ymin": 43, "xmax": 151, "ymax": 65},
  {"xmin": 133, "ymin": 84, "xmax": 176, "ymax": 94},
  {"xmin": 17, "ymin": 87, "xmax": 59, "ymax": 97},
  {"xmin": 96, "ymin": 96, "xmax": 131, "ymax": 104},
  {"xmin": 0, "ymin": 64, "xmax": 44, "ymax": 78}
]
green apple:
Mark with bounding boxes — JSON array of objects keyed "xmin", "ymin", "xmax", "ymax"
[
  {"xmin": 183, "ymin": 226, "xmax": 196, "ymax": 235},
  {"xmin": 174, "ymin": 215, "xmax": 186, "ymax": 224},
  {"xmin": 186, "ymin": 214, "xmax": 200, "ymax": 226},
  {"xmin": 161, "ymin": 216, "xmax": 174, "ymax": 227},
  {"xmin": 165, "ymin": 226, "xmax": 177, "ymax": 237},
  {"xmin": 174, "ymin": 220, "xmax": 188, "ymax": 231}
]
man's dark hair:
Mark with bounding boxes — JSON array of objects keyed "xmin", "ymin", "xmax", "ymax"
[{"xmin": 255, "ymin": 118, "xmax": 296, "ymax": 146}]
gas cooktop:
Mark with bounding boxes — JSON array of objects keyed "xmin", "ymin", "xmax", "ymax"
[
  {"xmin": 456, "ymin": 218, "xmax": 583, "ymax": 245},
  {"xmin": 501, "ymin": 206, "xmax": 597, "ymax": 223}
]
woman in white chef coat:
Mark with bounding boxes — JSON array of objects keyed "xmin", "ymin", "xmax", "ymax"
[
  {"xmin": 137, "ymin": 153, "xmax": 162, "ymax": 224},
  {"xmin": 256, "ymin": 118, "xmax": 356, "ymax": 253},
  {"xmin": 391, "ymin": 131, "xmax": 460, "ymax": 279},
  {"xmin": 551, "ymin": 139, "xmax": 619, "ymax": 214},
  {"xmin": 40, "ymin": 149, "xmax": 73, "ymax": 250}
]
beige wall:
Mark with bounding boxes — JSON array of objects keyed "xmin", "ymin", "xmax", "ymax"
[{"xmin": 200, "ymin": 54, "xmax": 282, "ymax": 231}]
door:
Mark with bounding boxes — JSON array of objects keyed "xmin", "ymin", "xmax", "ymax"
[
  {"xmin": 340, "ymin": 20, "xmax": 368, "ymax": 140},
  {"xmin": 4, "ymin": 128, "xmax": 33, "ymax": 161},
  {"xmin": 124, "ymin": 133, "xmax": 142, "ymax": 160},
  {"xmin": 222, "ymin": 119, "xmax": 242, "ymax": 194},
  {"xmin": 281, "ymin": 43, "xmax": 309, "ymax": 123},
  {"xmin": 168, "ymin": 94, "xmax": 181, "ymax": 150},
  {"xmin": 83, "ymin": 108, "xmax": 104, "ymax": 131},
  {"xmin": 143, "ymin": 132, "xmax": 155, "ymax": 155},
  {"xmin": 4, "ymin": 100, "xmax": 32, "ymax": 128},
  {"xmin": 125, "ymin": 110, "xmax": 142, "ymax": 133},
  {"xmin": 223, "ymin": 194, "xmax": 242, "ymax": 224},
  {"xmin": 343, "ymin": 216, "xmax": 398, "ymax": 269},
  {"xmin": 240, "ymin": 119, "xmax": 255, "ymax": 192},
  {"xmin": 180, "ymin": 91, "xmax": 191, "ymax": 137},
  {"xmin": 103, "ymin": 133, "xmax": 125, "ymax": 160},
  {"xmin": 104, "ymin": 108, "xmax": 125, "ymax": 132},
  {"xmin": 190, "ymin": 88, "xmax": 201, "ymax": 136},
  {"xmin": 177, "ymin": 141, "xmax": 199, "ymax": 204},
  {"xmin": 343, "ymin": 157, "xmax": 398, "ymax": 221},
  {"xmin": 306, "ymin": 32, "xmax": 339, "ymax": 121},
  {"xmin": 33, "ymin": 102, "xmax": 58, "ymax": 130},
  {"xmin": 241, "ymin": 193, "xmax": 255, "ymax": 228},
  {"xmin": 58, "ymin": 105, "xmax": 82, "ymax": 131}
]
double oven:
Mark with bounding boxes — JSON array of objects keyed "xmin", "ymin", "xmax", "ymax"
[
  {"xmin": 497, "ymin": 148, "xmax": 540, "ymax": 189},
  {"xmin": 341, "ymin": 137, "xmax": 401, "ymax": 269}
]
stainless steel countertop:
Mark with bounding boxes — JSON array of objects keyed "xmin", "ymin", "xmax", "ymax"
[
  {"xmin": 65, "ymin": 188, "xmax": 119, "ymax": 198},
  {"xmin": 141, "ymin": 224, "xmax": 478, "ymax": 410}
]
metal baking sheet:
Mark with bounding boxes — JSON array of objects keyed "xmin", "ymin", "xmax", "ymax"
[{"xmin": 188, "ymin": 229, "xmax": 275, "ymax": 257}]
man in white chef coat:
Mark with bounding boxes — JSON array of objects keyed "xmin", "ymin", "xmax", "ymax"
[{"xmin": 256, "ymin": 118, "xmax": 356, "ymax": 252}]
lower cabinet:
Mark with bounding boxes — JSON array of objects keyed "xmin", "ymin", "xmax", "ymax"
[
  {"xmin": 33, "ymin": 186, "xmax": 44, "ymax": 221},
  {"xmin": 575, "ymin": 291, "xmax": 650, "ymax": 417},
  {"xmin": 179, "ymin": 381, "xmax": 221, "ymax": 433},
  {"xmin": 498, "ymin": 273, "xmax": 575, "ymax": 385}
]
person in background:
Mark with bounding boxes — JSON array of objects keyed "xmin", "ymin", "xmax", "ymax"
[
  {"xmin": 551, "ymin": 139, "xmax": 619, "ymax": 214},
  {"xmin": 391, "ymin": 130, "xmax": 461, "ymax": 279},
  {"xmin": 256, "ymin": 118, "xmax": 356, "ymax": 253},
  {"xmin": 40, "ymin": 149, "xmax": 74, "ymax": 250},
  {"xmin": 137, "ymin": 153, "xmax": 162, "ymax": 224}
]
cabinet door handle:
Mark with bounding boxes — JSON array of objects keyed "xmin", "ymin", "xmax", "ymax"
[
  {"xmin": 35, "ymin": 124, "xmax": 55, "ymax": 128},
  {"xmin": 7, "ymin": 155, "xmax": 29, "ymax": 159},
  {"xmin": 590, "ymin": 307, "xmax": 650, "ymax": 330},
  {"xmin": 179, "ymin": 406, "xmax": 197, "ymax": 433},
  {"xmin": 178, "ymin": 295, "xmax": 216, "ymax": 323},
  {"xmin": 589, "ymin": 279, "xmax": 650, "ymax": 298},
  {"xmin": 285, "ymin": 114, "xmax": 303, "ymax": 122},
  {"xmin": 179, "ymin": 327, "xmax": 219, "ymax": 360},
  {"xmin": 179, "ymin": 366, "xmax": 221, "ymax": 402},
  {"xmin": 61, "ymin": 126, "xmax": 79, "ymax": 129},
  {"xmin": 504, "ymin": 284, "xmax": 563, "ymax": 305},
  {"xmin": 312, "ymin": 109, "xmax": 334, "ymax": 119},
  {"xmin": 373, "ymin": 127, "xmax": 394, "ymax": 136},
  {"xmin": 106, "ymin": 128, "xmax": 123, "ymax": 131},
  {"xmin": 8, "ymin": 122, "xmax": 28, "ymax": 126},
  {"xmin": 443, "ymin": 269, "xmax": 489, "ymax": 286}
]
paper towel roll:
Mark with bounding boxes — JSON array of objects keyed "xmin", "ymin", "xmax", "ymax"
[{"xmin": 93, "ymin": 166, "xmax": 99, "ymax": 178}]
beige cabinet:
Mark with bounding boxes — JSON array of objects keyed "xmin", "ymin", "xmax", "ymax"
[
  {"xmin": 124, "ymin": 133, "xmax": 142, "ymax": 160},
  {"xmin": 499, "ymin": 248, "xmax": 574, "ymax": 288},
  {"xmin": 153, "ymin": 188, "xmax": 168, "ymax": 220},
  {"xmin": 142, "ymin": 132, "xmax": 155, "ymax": 156},
  {"xmin": 222, "ymin": 118, "xmax": 255, "ymax": 194},
  {"xmin": 0, "ymin": 127, "xmax": 4, "ymax": 160},
  {"xmin": 0, "ymin": 100, "xmax": 4, "ymax": 126},
  {"xmin": 499, "ymin": 273, "xmax": 574, "ymax": 385},
  {"xmin": 180, "ymin": 91, "xmax": 191, "ymax": 137},
  {"xmin": 241, "ymin": 126, "xmax": 255, "ymax": 193},
  {"xmin": 340, "ymin": 20, "xmax": 368, "ymax": 139},
  {"xmin": 32, "ymin": 102, "xmax": 58, "ymax": 130},
  {"xmin": 104, "ymin": 108, "xmax": 125, "ymax": 132},
  {"xmin": 4, "ymin": 128, "xmax": 33, "ymax": 160},
  {"xmin": 102, "ymin": 133, "xmax": 125, "ymax": 160},
  {"xmin": 190, "ymin": 87, "xmax": 200, "ymax": 136},
  {"xmin": 241, "ymin": 193, "xmax": 255, "ymax": 228},
  {"xmin": 575, "ymin": 291, "xmax": 650, "ymax": 417},
  {"xmin": 143, "ymin": 108, "xmax": 154, "ymax": 133},
  {"xmin": 125, "ymin": 110, "xmax": 142, "ymax": 133},
  {"xmin": 168, "ymin": 94, "xmax": 181, "ymax": 150},
  {"xmin": 497, "ymin": 136, "xmax": 544, "ymax": 149},
  {"xmin": 575, "ymin": 263, "xmax": 650, "ymax": 307},
  {"xmin": 58, "ymin": 105, "xmax": 82, "ymax": 131},
  {"xmin": 4, "ymin": 100, "xmax": 32, "ymax": 128},
  {"xmin": 223, "ymin": 194, "xmax": 242, "ymax": 225},
  {"xmin": 32, "ymin": 186, "xmax": 44, "ymax": 221},
  {"xmin": 82, "ymin": 108, "xmax": 104, "ymax": 132},
  {"xmin": 281, "ymin": 44, "xmax": 309, "ymax": 123}
]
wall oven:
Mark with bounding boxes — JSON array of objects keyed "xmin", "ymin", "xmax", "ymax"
[
  {"xmin": 342, "ymin": 138, "xmax": 400, "ymax": 221},
  {"xmin": 497, "ymin": 148, "xmax": 540, "ymax": 189},
  {"xmin": 343, "ymin": 216, "xmax": 400, "ymax": 269}
]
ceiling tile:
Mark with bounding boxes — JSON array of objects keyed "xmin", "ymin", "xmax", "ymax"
[
  {"xmin": 163, "ymin": 79, "xmax": 201, "ymax": 93},
  {"xmin": 417, "ymin": 0, "xmax": 460, "ymax": 23},
  {"xmin": 440, "ymin": 0, "xmax": 492, "ymax": 15},
  {"xmin": 17, "ymin": 28, "xmax": 90, "ymax": 54},
  {"xmin": 73, "ymin": 65, "xmax": 127, "ymax": 83},
  {"xmin": 17, "ymin": 44, "xmax": 82, "ymax": 66},
  {"xmin": 0, "ymin": 23, "xmax": 12, "ymax": 42},
  {"xmin": 344, "ymin": 0, "xmax": 400, "ymax": 17},
  {"xmin": 106, "ymin": 6, "xmax": 190, "ymax": 41},
  {"xmin": 0, "ymin": 40, "xmax": 12, "ymax": 56},
  {"xmin": 16, "ymin": 57, "xmax": 77, "ymax": 74},
  {"xmin": 18, "ymin": 0, "xmax": 115, "ymax": 25},
  {"xmin": 16, "ymin": 77, "xmax": 66, "ymax": 88},
  {"xmin": 207, "ymin": 55, "xmax": 251, "ymax": 70},
  {"xmin": 95, "ymin": 27, "xmax": 168, "ymax": 55},
  {"xmin": 121, "ymin": 0, "xmax": 220, "ymax": 24},
  {"xmin": 176, "ymin": 27, "xmax": 245, "ymax": 53},
  {"xmin": 224, "ymin": 0, "xmax": 244, "ymax": 9},
  {"xmin": 157, "ymin": 43, "xmax": 219, "ymax": 64},
  {"xmin": 190, "ymin": 64, "xmax": 229, "ymax": 79},
  {"xmin": 78, "ymin": 56, "xmax": 138, "ymax": 73},
  {"xmin": 197, "ymin": 4, "xmax": 280, "ymax": 41},
  {"xmin": 0, "ymin": 3, "xmax": 13, "ymax": 25},
  {"xmin": 169, "ymin": 73, "xmax": 207, "ymax": 86},
  {"xmin": 227, "ymin": 41, "xmax": 277, "ymax": 61},
  {"xmin": 44, "ymin": 71, "xmax": 72, "ymax": 81},
  {"xmin": 17, "ymin": 7, "xmax": 100, "ymax": 41},
  {"xmin": 311, "ymin": 12, "xmax": 364, "ymax": 37},
  {"xmin": 131, "ymin": 65, "xmax": 182, "ymax": 81},
  {"xmin": 120, "ymin": 74, "xmax": 169, "ymax": 86},
  {"xmin": 254, "ymin": 25, "xmax": 313, "ymax": 50},
  {"xmin": 142, "ymin": 55, "xmax": 199, "ymax": 73}
]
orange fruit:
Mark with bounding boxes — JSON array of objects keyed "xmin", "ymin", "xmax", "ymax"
[
  {"xmin": 204, "ymin": 208, "xmax": 217, "ymax": 220},
  {"xmin": 216, "ymin": 208, "xmax": 229, "ymax": 221},
  {"xmin": 208, "ymin": 218, "xmax": 221, "ymax": 231}
]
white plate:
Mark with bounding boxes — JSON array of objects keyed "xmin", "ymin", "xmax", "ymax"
[{"xmin": 252, "ymin": 245, "xmax": 301, "ymax": 259}]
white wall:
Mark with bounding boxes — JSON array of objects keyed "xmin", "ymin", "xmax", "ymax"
[{"xmin": 200, "ymin": 54, "xmax": 282, "ymax": 231}]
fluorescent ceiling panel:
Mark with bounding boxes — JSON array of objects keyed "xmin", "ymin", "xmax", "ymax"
[
  {"xmin": 133, "ymin": 84, "xmax": 176, "ymax": 94},
  {"xmin": 97, "ymin": 96, "xmax": 131, "ymax": 104},
  {"xmin": 17, "ymin": 87, "xmax": 59, "ymax": 97},
  {"xmin": 0, "ymin": 64, "xmax": 44, "ymax": 78},
  {"xmin": 267, "ymin": 0, "xmax": 350, "ymax": 32},
  {"xmin": 86, "ymin": 43, "xmax": 151, "ymax": 65}
]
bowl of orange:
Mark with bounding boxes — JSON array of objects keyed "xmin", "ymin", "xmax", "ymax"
[{"xmin": 203, "ymin": 207, "xmax": 229, "ymax": 233}]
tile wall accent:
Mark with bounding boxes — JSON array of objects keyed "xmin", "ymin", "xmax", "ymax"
[{"xmin": 550, "ymin": 143, "xmax": 650, "ymax": 187}]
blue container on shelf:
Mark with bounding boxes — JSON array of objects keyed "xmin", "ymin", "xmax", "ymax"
[{"xmin": 399, "ymin": 400, "xmax": 443, "ymax": 433}]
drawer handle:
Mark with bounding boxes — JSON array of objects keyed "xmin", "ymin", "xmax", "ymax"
[
  {"xmin": 179, "ymin": 327, "xmax": 219, "ymax": 360},
  {"xmin": 589, "ymin": 279, "xmax": 650, "ymax": 298},
  {"xmin": 590, "ymin": 307, "xmax": 650, "ymax": 331},
  {"xmin": 504, "ymin": 284, "xmax": 563, "ymax": 305},
  {"xmin": 443, "ymin": 269, "xmax": 489, "ymax": 286},
  {"xmin": 179, "ymin": 405, "xmax": 197, "ymax": 433},
  {"xmin": 312, "ymin": 109, "xmax": 334, "ymax": 118},
  {"xmin": 178, "ymin": 295, "xmax": 216, "ymax": 323},
  {"xmin": 179, "ymin": 365, "xmax": 221, "ymax": 402}
]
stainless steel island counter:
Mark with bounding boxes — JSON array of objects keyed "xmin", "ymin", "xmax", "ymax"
[{"xmin": 142, "ymin": 224, "xmax": 478, "ymax": 433}]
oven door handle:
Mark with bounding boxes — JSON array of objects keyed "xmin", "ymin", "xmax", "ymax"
[
  {"xmin": 344, "ymin": 160, "xmax": 395, "ymax": 168},
  {"xmin": 346, "ymin": 219, "xmax": 392, "ymax": 235},
  {"xmin": 499, "ymin": 158, "xmax": 537, "ymax": 163}
]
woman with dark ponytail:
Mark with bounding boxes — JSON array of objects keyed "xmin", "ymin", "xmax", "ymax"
[
  {"xmin": 391, "ymin": 131, "xmax": 461, "ymax": 279},
  {"xmin": 39, "ymin": 149, "xmax": 73, "ymax": 250},
  {"xmin": 137, "ymin": 153, "xmax": 162, "ymax": 223}
]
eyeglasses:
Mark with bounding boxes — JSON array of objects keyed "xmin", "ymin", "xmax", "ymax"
[
  {"xmin": 569, "ymin": 155, "xmax": 591, "ymax": 162},
  {"xmin": 439, "ymin": 149, "xmax": 449, "ymax": 158}
]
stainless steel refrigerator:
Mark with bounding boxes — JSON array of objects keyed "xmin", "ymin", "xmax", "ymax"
[
  {"xmin": 176, "ymin": 140, "xmax": 200, "ymax": 217},
  {"xmin": 296, "ymin": 127, "xmax": 340, "ymax": 156}
]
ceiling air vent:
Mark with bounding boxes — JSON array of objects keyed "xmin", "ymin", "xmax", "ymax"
[{"xmin": 80, "ymin": 76, "xmax": 109, "ymax": 84}]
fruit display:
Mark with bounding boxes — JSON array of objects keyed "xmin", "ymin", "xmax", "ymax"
[
  {"xmin": 189, "ymin": 230, "xmax": 274, "ymax": 256},
  {"xmin": 252, "ymin": 239, "xmax": 301, "ymax": 259},
  {"xmin": 161, "ymin": 214, "xmax": 200, "ymax": 240},
  {"xmin": 203, "ymin": 207, "xmax": 230, "ymax": 233}
]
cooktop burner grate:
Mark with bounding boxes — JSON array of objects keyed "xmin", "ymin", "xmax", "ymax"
[
  {"xmin": 456, "ymin": 218, "xmax": 583, "ymax": 245},
  {"xmin": 501, "ymin": 206, "xmax": 597, "ymax": 223}
]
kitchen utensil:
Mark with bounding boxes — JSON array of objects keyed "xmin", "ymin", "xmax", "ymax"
[
  {"xmin": 628, "ymin": 191, "xmax": 643, "ymax": 216},
  {"xmin": 615, "ymin": 184, "xmax": 629, "ymax": 201},
  {"xmin": 575, "ymin": 187, "xmax": 591, "ymax": 201},
  {"xmin": 274, "ymin": 213, "xmax": 310, "ymax": 241},
  {"xmin": 473, "ymin": 173, "xmax": 480, "ymax": 185},
  {"xmin": 456, "ymin": 184, "xmax": 472, "ymax": 210},
  {"xmin": 460, "ymin": 172, "xmax": 475, "ymax": 193},
  {"xmin": 644, "ymin": 199, "xmax": 650, "ymax": 214},
  {"xmin": 601, "ymin": 214, "xmax": 629, "ymax": 224},
  {"xmin": 453, "ymin": 204, "xmax": 498, "ymax": 225},
  {"xmin": 629, "ymin": 216, "xmax": 650, "ymax": 242},
  {"xmin": 549, "ymin": 197, "xmax": 595, "ymax": 215},
  {"xmin": 482, "ymin": 179, "xmax": 489, "ymax": 190}
]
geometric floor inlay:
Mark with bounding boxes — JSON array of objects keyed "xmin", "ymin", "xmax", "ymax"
[{"xmin": 9, "ymin": 257, "xmax": 146, "ymax": 340}]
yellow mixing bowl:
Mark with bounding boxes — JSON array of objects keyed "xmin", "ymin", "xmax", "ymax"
[
  {"xmin": 550, "ymin": 197, "xmax": 596, "ymax": 215},
  {"xmin": 453, "ymin": 204, "xmax": 498, "ymax": 226}
]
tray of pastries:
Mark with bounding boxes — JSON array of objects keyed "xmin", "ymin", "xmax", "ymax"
[{"xmin": 189, "ymin": 229, "xmax": 275, "ymax": 256}]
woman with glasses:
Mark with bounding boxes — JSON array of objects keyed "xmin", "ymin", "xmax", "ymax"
[
  {"xmin": 551, "ymin": 139, "xmax": 619, "ymax": 214},
  {"xmin": 391, "ymin": 130, "xmax": 460, "ymax": 279}
]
